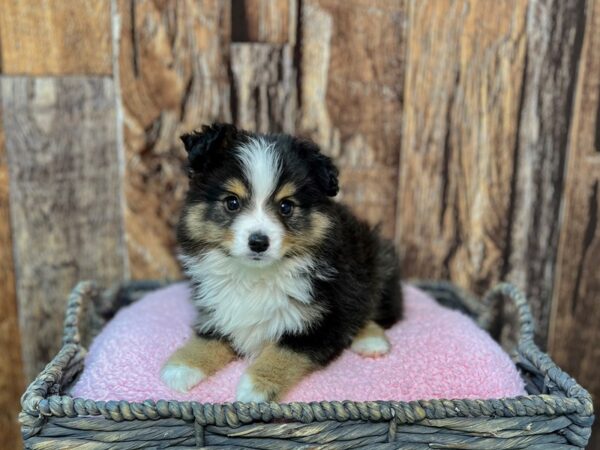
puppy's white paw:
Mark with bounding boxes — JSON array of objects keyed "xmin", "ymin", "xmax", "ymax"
[
  {"xmin": 351, "ymin": 336, "xmax": 391, "ymax": 358},
  {"xmin": 160, "ymin": 363, "xmax": 205, "ymax": 393},
  {"xmin": 236, "ymin": 373, "xmax": 269, "ymax": 403}
]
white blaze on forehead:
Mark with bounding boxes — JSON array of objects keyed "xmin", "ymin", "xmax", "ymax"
[
  {"xmin": 230, "ymin": 137, "xmax": 284, "ymax": 261},
  {"xmin": 237, "ymin": 137, "xmax": 281, "ymax": 202}
]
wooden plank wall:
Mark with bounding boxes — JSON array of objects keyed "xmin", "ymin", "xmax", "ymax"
[
  {"xmin": 397, "ymin": 0, "xmax": 528, "ymax": 297},
  {"xmin": 0, "ymin": 87, "xmax": 25, "ymax": 450},
  {"xmin": 396, "ymin": 0, "xmax": 586, "ymax": 347},
  {"xmin": 0, "ymin": 1, "xmax": 125, "ymax": 447},
  {"xmin": 2, "ymin": 77, "xmax": 127, "ymax": 377},
  {"xmin": 550, "ymin": 1, "xmax": 600, "ymax": 447},
  {"xmin": 300, "ymin": 0, "xmax": 405, "ymax": 239},
  {"xmin": 118, "ymin": 0, "xmax": 232, "ymax": 279},
  {"xmin": 0, "ymin": 0, "xmax": 599, "ymax": 448},
  {"xmin": 0, "ymin": 1, "xmax": 113, "ymax": 75}
]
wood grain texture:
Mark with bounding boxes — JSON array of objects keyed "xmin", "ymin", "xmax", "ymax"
[
  {"xmin": 299, "ymin": 0, "xmax": 405, "ymax": 239},
  {"xmin": 0, "ymin": 0, "xmax": 112, "ymax": 75},
  {"xmin": 231, "ymin": 43, "xmax": 296, "ymax": 134},
  {"xmin": 504, "ymin": 0, "xmax": 587, "ymax": 348},
  {"xmin": 549, "ymin": 0, "xmax": 600, "ymax": 447},
  {"xmin": 2, "ymin": 77, "xmax": 128, "ymax": 380},
  {"xmin": 396, "ymin": 0, "xmax": 527, "ymax": 295},
  {"xmin": 0, "ymin": 89, "xmax": 24, "ymax": 450},
  {"xmin": 117, "ymin": 0, "xmax": 231, "ymax": 279},
  {"xmin": 232, "ymin": 0, "xmax": 297, "ymax": 44}
]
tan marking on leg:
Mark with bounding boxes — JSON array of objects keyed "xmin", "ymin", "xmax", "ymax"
[
  {"xmin": 161, "ymin": 335, "xmax": 236, "ymax": 392},
  {"xmin": 351, "ymin": 321, "xmax": 391, "ymax": 358},
  {"xmin": 237, "ymin": 344, "xmax": 316, "ymax": 402},
  {"xmin": 166, "ymin": 335, "xmax": 236, "ymax": 375}
]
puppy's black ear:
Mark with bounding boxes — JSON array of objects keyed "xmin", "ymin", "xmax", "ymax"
[
  {"xmin": 314, "ymin": 152, "xmax": 339, "ymax": 197},
  {"xmin": 180, "ymin": 123, "xmax": 238, "ymax": 172},
  {"xmin": 295, "ymin": 138, "xmax": 339, "ymax": 197}
]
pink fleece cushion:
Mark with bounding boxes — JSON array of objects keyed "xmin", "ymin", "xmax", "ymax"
[{"xmin": 71, "ymin": 283, "xmax": 525, "ymax": 402}]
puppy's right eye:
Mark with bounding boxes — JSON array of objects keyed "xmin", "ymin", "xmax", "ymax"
[{"xmin": 224, "ymin": 196, "xmax": 241, "ymax": 212}]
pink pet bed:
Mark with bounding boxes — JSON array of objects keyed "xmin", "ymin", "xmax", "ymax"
[{"xmin": 71, "ymin": 283, "xmax": 525, "ymax": 403}]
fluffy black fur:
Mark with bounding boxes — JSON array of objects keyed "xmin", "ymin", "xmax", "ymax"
[
  {"xmin": 278, "ymin": 203, "xmax": 403, "ymax": 365},
  {"xmin": 178, "ymin": 123, "xmax": 403, "ymax": 367}
]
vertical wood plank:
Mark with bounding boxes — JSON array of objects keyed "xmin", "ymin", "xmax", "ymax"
[
  {"xmin": 396, "ymin": 0, "xmax": 588, "ymax": 348},
  {"xmin": 396, "ymin": 0, "xmax": 527, "ymax": 293},
  {"xmin": 232, "ymin": 0, "xmax": 297, "ymax": 44},
  {"xmin": 0, "ymin": 87, "xmax": 24, "ymax": 450},
  {"xmin": 117, "ymin": 0, "xmax": 231, "ymax": 279},
  {"xmin": 550, "ymin": 0, "xmax": 600, "ymax": 447},
  {"xmin": 0, "ymin": 0, "xmax": 112, "ymax": 75},
  {"xmin": 2, "ymin": 77, "xmax": 128, "ymax": 379},
  {"xmin": 230, "ymin": 43, "xmax": 296, "ymax": 134},
  {"xmin": 504, "ymin": 0, "xmax": 587, "ymax": 347},
  {"xmin": 299, "ymin": 0, "xmax": 406, "ymax": 239}
]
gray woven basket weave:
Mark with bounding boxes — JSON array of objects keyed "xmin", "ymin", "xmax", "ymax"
[{"xmin": 19, "ymin": 280, "xmax": 594, "ymax": 449}]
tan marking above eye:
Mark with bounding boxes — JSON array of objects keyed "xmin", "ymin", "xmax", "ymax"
[
  {"xmin": 274, "ymin": 182, "xmax": 297, "ymax": 202},
  {"xmin": 224, "ymin": 178, "xmax": 249, "ymax": 199}
]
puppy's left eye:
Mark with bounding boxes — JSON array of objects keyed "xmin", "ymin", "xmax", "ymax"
[
  {"xmin": 279, "ymin": 199, "xmax": 294, "ymax": 217},
  {"xmin": 224, "ymin": 195, "xmax": 241, "ymax": 212}
]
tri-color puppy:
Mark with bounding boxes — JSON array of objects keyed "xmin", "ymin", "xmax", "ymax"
[{"xmin": 161, "ymin": 123, "xmax": 403, "ymax": 402}]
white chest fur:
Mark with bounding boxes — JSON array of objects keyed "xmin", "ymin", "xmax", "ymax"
[{"xmin": 181, "ymin": 250, "xmax": 324, "ymax": 356}]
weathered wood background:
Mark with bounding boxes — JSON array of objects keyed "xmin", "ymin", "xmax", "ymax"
[{"xmin": 0, "ymin": 0, "xmax": 598, "ymax": 448}]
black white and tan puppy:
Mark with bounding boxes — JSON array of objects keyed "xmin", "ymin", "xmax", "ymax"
[{"xmin": 161, "ymin": 123, "xmax": 403, "ymax": 402}]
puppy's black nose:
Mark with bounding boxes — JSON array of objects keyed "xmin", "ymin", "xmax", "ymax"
[{"xmin": 248, "ymin": 232, "xmax": 270, "ymax": 253}]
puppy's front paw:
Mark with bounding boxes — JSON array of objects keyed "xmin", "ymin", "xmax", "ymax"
[
  {"xmin": 160, "ymin": 363, "xmax": 205, "ymax": 393},
  {"xmin": 236, "ymin": 373, "xmax": 269, "ymax": 403},
  {"xmin": 351, "ymin": 335, "xmax": 391, "ymax": 358}
]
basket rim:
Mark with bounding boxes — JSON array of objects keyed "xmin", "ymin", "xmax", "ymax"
[{"xmin": 20, "ymin": 280, "xmax": 594, "ymax": 436}]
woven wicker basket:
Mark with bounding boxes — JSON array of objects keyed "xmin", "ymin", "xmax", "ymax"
[{"xmin": 20, "ymin": 280, "xmax": 594, "ymax": 449}]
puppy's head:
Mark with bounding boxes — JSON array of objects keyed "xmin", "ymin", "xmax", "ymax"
[{"xmin": 178, "ymin": 123, "xmax": 338, "ymax": 266}]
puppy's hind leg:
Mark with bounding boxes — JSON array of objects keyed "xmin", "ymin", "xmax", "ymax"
[
  {"xmin": 351, "ymin": 321, "xmax": 391, "ymax": 358},
  {"xmin": 161, "ymin": 334, "xmax": 236, "ymax": 393}
]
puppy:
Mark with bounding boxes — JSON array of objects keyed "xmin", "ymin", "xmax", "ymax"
[{"xmin": 161, "ymin": 123, "xmax": 403, "ymax": 402}]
